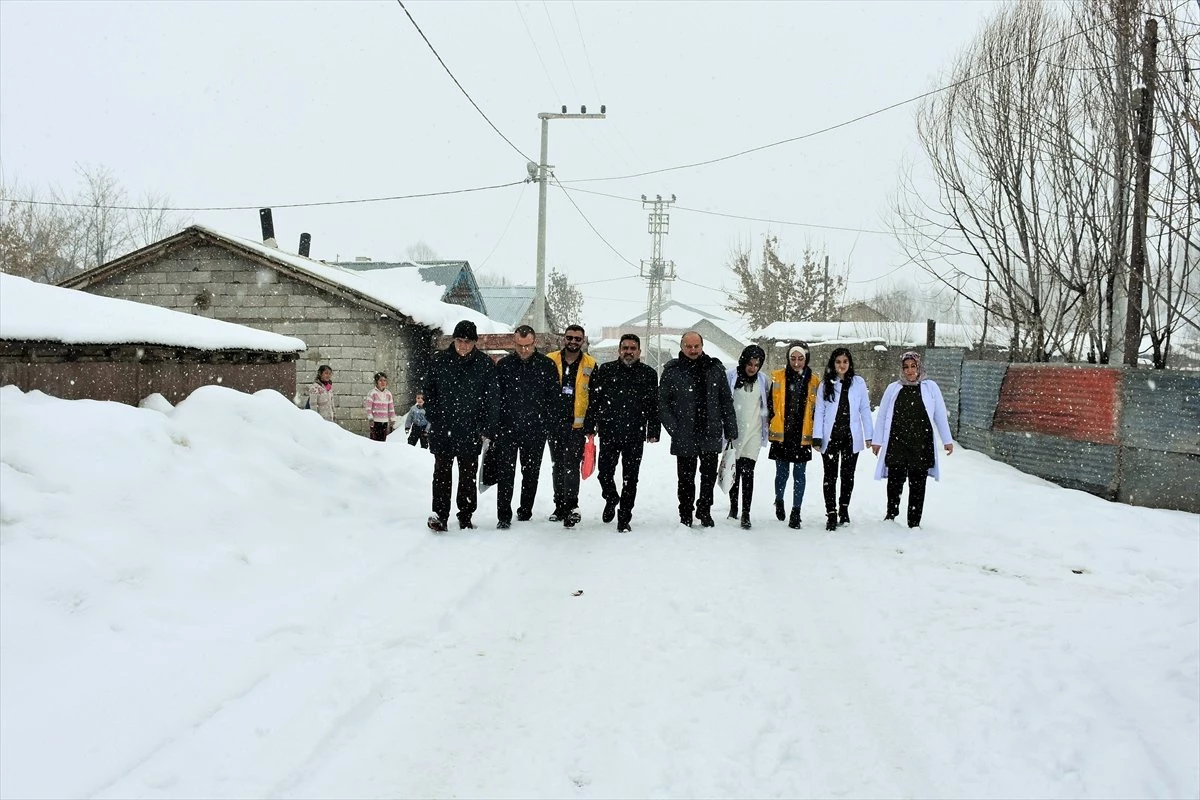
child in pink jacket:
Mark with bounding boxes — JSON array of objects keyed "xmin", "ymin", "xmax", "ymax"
[{"xmin": 364, "ymin": 372, "xmax": 397, "ymax": 441}]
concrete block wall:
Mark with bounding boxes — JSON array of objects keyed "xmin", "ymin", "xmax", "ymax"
[{"xmin": 87, "ymin": 242, "xmax": 431, "ymax": 435}]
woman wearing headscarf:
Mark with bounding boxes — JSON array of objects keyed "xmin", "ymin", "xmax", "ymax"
[
  {"xmin": 725, "ymin": 344, "xmax": 771, "ymax": 529},
  {"xmin": 812, "ymin": 347, "xmax": 874, "ymax": 531},
  {"xmin": 871, "ymin": 351, "xmax": 955, "ymax": 528},
  {"xmin": 767, "ymin": 341, "xmax": 820, "ymax": 529}
]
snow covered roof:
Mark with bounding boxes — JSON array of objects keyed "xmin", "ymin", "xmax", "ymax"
[
  {"xmin": 62, "ymin": 226, "xmax": 510, "ymax": 337},
  {"xmin": 753, "ymin": 320, "xmax": 1010, "ymax": 349},
  {"xmin": 477, "ymin": 286, "xmax": 535, "ymax": 328},
  {"xmin": 0, "ymin": 273, "xmax": 306, "ymax": 352}
]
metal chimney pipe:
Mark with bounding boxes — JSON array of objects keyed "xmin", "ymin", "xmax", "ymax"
[
  {"xmin": 259, "ymin": 208, "xmax": 277, "ymax": 248},
  {"xmin": 298, "ymin": 232, "xmax": 311, "ymax": 257}
]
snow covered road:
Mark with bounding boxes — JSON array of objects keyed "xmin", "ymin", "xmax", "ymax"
[{"xmin": 2, "ymin": 386, "xmax": 1196, "ymax": 799}]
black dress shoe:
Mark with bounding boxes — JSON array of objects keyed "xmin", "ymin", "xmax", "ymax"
[
  {"xmin": 697, "ymin": 511, "xmax": 715, "ymax": 528},
  {"xmin": 602, "ymin": 499, "xmax": 618, "ymax": 524},
  {"xmin": 516, "ymin": 509, "xmax": 532, "ymax": 522}
]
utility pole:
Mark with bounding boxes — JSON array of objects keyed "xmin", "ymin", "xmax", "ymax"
[
  {"xmin": 641, "ymin": 194, "xmax": 676, "ymax": 370},
  {"xmin": 823, "ymin": 254, "xmax": 830, "ymax": 320},
  {"xmin": 532, "ymin": 105, "xmax": 606, "ymax": 334},
  {"xmin": 1123, "ymin": 18, "xmax": 1158, "ymax": 367}
]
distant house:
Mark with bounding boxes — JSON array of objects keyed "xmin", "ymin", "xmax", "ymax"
[
  {"xmin": 336, "ymin": 259, "xmax": 488, "ymax": 315},
  {"xmin": 1, "ymin": 273, "xmax": 304, "ymax": 405},
  {"xmin": 830, "ymin": 301, "xmax": 888, "ymax": 323},
  {"xmin": 58, "ymin": 225, "xmax": 507, "ymax": 435},
  {"xmin": 476, "ymin": 284, "xmax": 561, "ymax": 333},
  {"xmin": 597, "ymin": 300, "xmax": 749, "ymax": 369}
]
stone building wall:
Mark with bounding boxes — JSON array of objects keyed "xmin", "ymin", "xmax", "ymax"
[{"xmin": 84, "ymin": 241, "xmax": 433, "ymax": 435}]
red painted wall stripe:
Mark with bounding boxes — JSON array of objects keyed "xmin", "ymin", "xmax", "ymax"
[{"xmin": 993, "ymin": 366, "xmax": 1121, "ymax": 444}]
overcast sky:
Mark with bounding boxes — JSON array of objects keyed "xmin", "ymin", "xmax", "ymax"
[{"xmin": 0, "ymin": 0, "xmax": 1002, "ymax": 331}]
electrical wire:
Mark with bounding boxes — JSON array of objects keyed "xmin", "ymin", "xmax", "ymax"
[
  {"xmin": 395, "ymin": 0, "xmax": 533, "ymax": 163},
  {"xmin": 549, "ymin": 177, "xmax": 640, "ymax": 271},
  {"xmin": 2, "ymin": 180, "xmax": 529, "ymax": 213},
  {"xmin": 475, "ymin": 182, "xmax": 529, "ymax": 270},
  {"xmin": 557, "ymin": 185, "xmax": 892, "ymax": 235},
  {"xmin": 514, "ymin": 1, "xmax": 562, "ymax": 99},
  {"xmin": 557, "ymin": 7, "xmax": 1184, "ymax": 186}
]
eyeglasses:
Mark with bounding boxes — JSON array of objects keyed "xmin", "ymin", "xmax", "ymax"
[{"xmin": 564, "ymin": 335, "xmax": 584, "ymax": 342}]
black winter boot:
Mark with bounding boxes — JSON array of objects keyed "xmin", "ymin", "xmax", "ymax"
[
  {"xmin": 838, "ymin": 505, "xmax": 850, "ymax": 525},
  {"xmin": 825, "ymin": 512, "xmax": 838, "ymax": 531},
  {"xmin": 728, "ymin": 488, "xmax": 739, "ymax": 520},
  {"xmin": 775, "ymin": 498, "xmax": 785, "ymax": 521},
  {"xmin": 788, "ymin": 508, "xmax": 801, "ymax": 529}
]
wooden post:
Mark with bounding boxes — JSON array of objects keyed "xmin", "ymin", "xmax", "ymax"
[{"xmin": 926, "ymin": 319, "xmax": 936, "ymax": 348}]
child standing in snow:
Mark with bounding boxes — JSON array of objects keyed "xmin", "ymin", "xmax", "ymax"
[
  {"xmin": 364, "ymin": 372, "xmax": 397, "ymax": 442},
  {"xmin": 307, "ymin": 365, "xmax": 337, "ymax": 423},
  {"xmin": 404, "ymin": 392, "xmax": 430, "ymax": 449}
]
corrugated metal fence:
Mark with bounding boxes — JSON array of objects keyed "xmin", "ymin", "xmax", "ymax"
[{"xmin": 932, "ymin": 358, "xmax": 1199, "ymax": 514}]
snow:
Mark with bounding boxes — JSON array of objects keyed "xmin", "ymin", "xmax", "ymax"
[
  {"xmin": 756, "ymin": 320, "xmax": 1008, "ymax": 349},
  {"xmin": 0, "ymin": 273, "xmax": 305, "ymax": 353},
  {"xmin": 198, "ymin": 226, "xmax": 511, "ymax": 337},
  {"xmin": 1, "ymin": 384, "xmax": 1197, "ymax": 799}
]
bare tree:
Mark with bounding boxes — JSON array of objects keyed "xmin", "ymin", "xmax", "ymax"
[
  {"xmin": 0, "ymin": 177, "xmax": 76, "ymax": 283},
  {"xmin": 892, "ymin": 0, "xmax": 1199, "ymax": 366},
  {"xmin": 406, "ymin": 241, "xmax": 439, "ymax": 262}
]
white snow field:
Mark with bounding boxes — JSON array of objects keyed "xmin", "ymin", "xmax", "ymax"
[{"xmin": 1, "ymin": 384, "xmax": 1196, "ymax": 799}]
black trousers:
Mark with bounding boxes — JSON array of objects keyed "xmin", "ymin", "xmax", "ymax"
[
  {"xmin": 676, "ymin": 452, "xmax": 719, "ymax": 519},
  {"xmin": 886, "ymin": 465, "xmax": 929, "ymax": 525},
  {"xmin": 728, "ymin": 456, "xmax": 756, "ymax": 516},
  {"xmin": 407, "ymin": 426, "xmax": 429, "ymax": 448},
  {"xmin": 598, "ymin": 438, "xmax": 645, "ymax": 523},
  {"xmin": 821, "ymin": 447, "xmax": 859, "ymax": 513},
  {"xmin": 548, "ymin": 427, "xmax": 585, "ymax": 515},
  {"xmin": 494, "ymin": 429, "xmax": 547, "ymax": 522},
  {"xmin": 369, "ymin": 421, "xmax": 390, "ymax": 442},
  {"xmin": 431, "ymin": 452, "xmax": 479, "ymax": 522}
]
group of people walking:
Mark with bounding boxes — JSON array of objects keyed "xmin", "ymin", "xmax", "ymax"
[{"xmin": 406, "ymin": 320, "xmax": 954, "ymax": 534}]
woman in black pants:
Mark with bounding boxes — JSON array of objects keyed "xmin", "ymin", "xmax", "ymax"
[
  {"xmin": 871, "ymin": 351, "xmax": 955, "ymax": 528},
  {"xmin": 811, "ymin": 348, "xmax": 874, "ymax": 531}
]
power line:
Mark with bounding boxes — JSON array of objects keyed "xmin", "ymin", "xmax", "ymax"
[
  {"xmin": 475, "ymin": 182, "xmax": 529, "ymax": 270},
  {"xmin": 549, "ymin": 177, "xmax": 640, "ymax": 271},
  {"xmin": 558, "ymin": 185, "xmax": 892, "ymax": 235},
  {"xmin": 514, "ymin": 0, "xmax": 562, "ymax": 98},
  {"xmin": 1, "ymin": 180, "xmax": 528, "ymax": 213},
  {"xmin": 395, "ymin": 0, "xmax": 532, "ymax": 163},
  {"xmin": 541, "ymin": 0, "xmax": 582, "ymax": 98},
  {"xmin": 556, "ymin": 12, "xmax": 1157, "ymax": 186}
]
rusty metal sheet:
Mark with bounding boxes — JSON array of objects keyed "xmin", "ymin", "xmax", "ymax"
[
  {"xmin": 994, "ymin": 430, "xmax": 1119, "ymax": 499},
  {"xmin": 960, "ymin": 361, "xmax": 1009, "ymax": 431},
  {"xmin": 1120, "ymin": 371, "xmax": 1200, "ymax": 456},
  {"xmin": 923, "ymin": 348, "xmax": 965, "ymax": 435},
  {"xmin": 1118, "ymin": 446, "xmax": 1200, "ymax": 513},
  {"xmin": 994, "ymin": 365, "xmax": 1122, "ymax": 444}
]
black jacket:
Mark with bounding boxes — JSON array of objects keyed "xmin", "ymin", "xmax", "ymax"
[
  {"xmin": 495, "ymin": 350, "xmax": 559, "ymax": 438},
  {"xmin": 658, "ymin": 352, "xmax": 738, "ymax": 456},
  {"xmin": 422, "ymin": 345, "xmax": 499, "ymax": 457},
  {"xmin": 584, "ymin": 358, "xmax": 661, "ymax": 444}
]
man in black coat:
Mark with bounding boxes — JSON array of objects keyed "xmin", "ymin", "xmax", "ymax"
[
  {"xmin": 658, "ymin": 330, "xmax": 738, "ymax": 528},
  {"xmin": 583, "ymin": 333, "xmax": 660, "ymax": 533},
  {"xmin": 492, "ymin": 324, "xmax": 559, "ymax": 529},
  {"xmin": 422, "ymin": 320, "xmax": 499, "ymax": 531}
]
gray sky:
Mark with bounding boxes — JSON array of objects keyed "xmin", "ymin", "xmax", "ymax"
[{"xmin": 0, "ymin": 0, "xmax": 1000, "ymax": 331}]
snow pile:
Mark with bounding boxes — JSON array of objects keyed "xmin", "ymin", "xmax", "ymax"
[{"xmin": 0, "ymin": 384, "xmax": 1197, "ymax": 798}]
